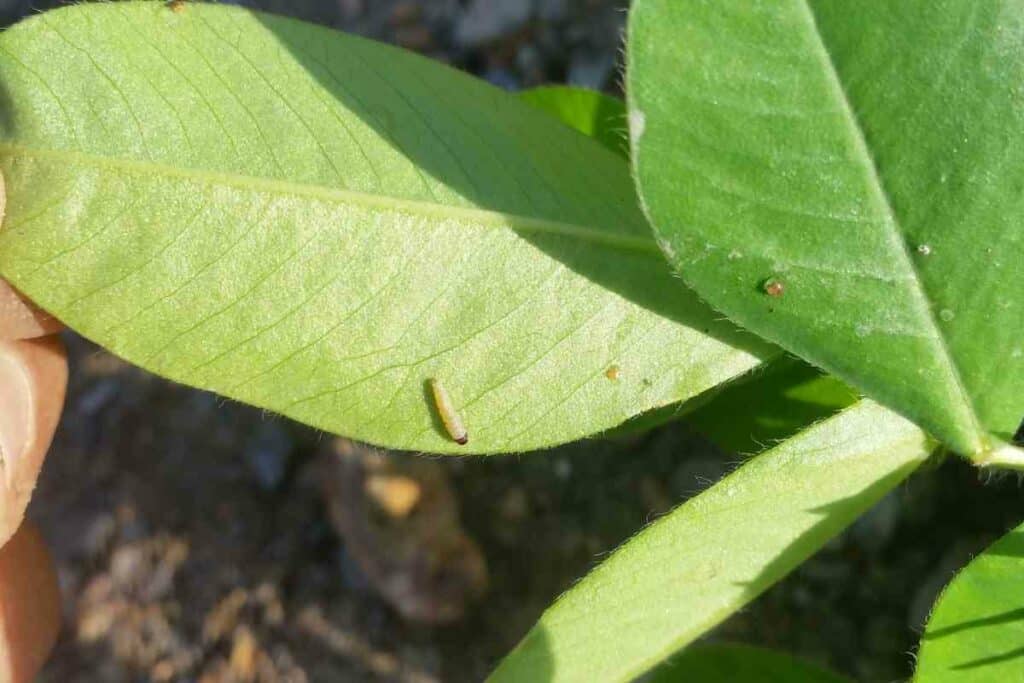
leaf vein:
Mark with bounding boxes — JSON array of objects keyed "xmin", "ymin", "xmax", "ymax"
[{"xmin": 798, "ymin": 0, "xmax": 985, "ymax": 453}]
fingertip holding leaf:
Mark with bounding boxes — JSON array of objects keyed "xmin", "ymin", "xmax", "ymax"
[
  {"xmin": 627, "ymin": 0, "xmax": 1024, "ymax": 463},
  {"xmin": 0, "ymin": 2, "xmax": 774, "ymax": 453},
  {"xmin": 0, "ymin": 337, "xmax": 67, "ymax": 545},
  {"xmin": 0, "ymin": 350, "xmax": 31, "ymax": 490}
]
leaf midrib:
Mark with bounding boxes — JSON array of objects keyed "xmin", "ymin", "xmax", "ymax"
[
  {"xmin": 797, "ymin": 0, "xmax": 987, "ymax": 455},
  {"xmin": 0, "ymin": 141, "xmax": 660, "ymax": 255}
]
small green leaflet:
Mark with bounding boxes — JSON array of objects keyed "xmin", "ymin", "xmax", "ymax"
[
  {"xmin": 490, "ymin": 400, "xmax": 933, "ymax": 682},
  {"xmin": 915, "ymin": 522, "xmax": 1024, "ymax": 682}
]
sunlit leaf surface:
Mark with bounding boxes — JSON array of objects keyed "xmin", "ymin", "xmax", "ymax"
[{"xmin": 0, "ymin": 2, "xmax": 771, "ymax": 453}]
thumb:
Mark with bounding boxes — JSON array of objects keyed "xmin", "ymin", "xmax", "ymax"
[{"xmin": 0, "ymin": 337, "xmax": 66, "ymax": 545}]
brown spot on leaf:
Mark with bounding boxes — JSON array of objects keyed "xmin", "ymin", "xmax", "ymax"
[{"xmin": 762, "ymin": 278, "xmax": 785, "ymax": 297}]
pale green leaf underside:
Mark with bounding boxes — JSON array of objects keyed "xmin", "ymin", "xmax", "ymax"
[
  {"xmin": 489, "ymin": 401, "xmax": 933, "ymax": 682},
  {"xmin": 628, "ymin": 0, "xmax": 1024, "ymax": 462},
  {"xmin": 915, "ymin": 522, "xmax": 1024, "ymax": 682},
  {"xmin": 0, "ymin": 3, "xmax": 773, "ymax": 453},
  {"xmin": 648, "ymin": 643, "xmax": 850, "ymax": 683}
]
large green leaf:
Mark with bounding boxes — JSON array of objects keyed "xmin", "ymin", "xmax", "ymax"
[
  {"xmin": 0, "ymin": 2, "xmax": 772, "ymax": 453},
  {"xmin": 519, "ymin": 86, "xmax": 629, "ymax": 158},
  {"xmin": 627, "ymin": 0, "xmax": 1024, "ymax": 465},
  {"xmin": 489, "ymin": 401, "xmax": 933, "ymax": 682},
  {"xmin": 648, "ymin": 643, "xmax": 850, "ymax": 683},
  {"xmin": 915, "ymin": 522, "xmax": 1024, "ymax": 682}
]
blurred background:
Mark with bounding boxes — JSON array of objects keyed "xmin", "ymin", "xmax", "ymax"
[{"xmin": 0, "ymin": 1, "xmax": 1021, "ymax": 681}]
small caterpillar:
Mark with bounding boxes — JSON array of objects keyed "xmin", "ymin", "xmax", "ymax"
[{"xmin": 430, "ymin": 378, "xmax": 468, "ymax": 445}]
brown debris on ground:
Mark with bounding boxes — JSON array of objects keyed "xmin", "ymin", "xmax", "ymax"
[{"xmin": 320, "ymin": 441, "xmax": 488, "ymax": 625}]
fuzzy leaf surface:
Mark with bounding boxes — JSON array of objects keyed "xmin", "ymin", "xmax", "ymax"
[
  {"xmin": 490, "ymin": 401, "xmax": 932, "ymax": 682},
  {"xmin": 628, "ymin": 0, "xmax": 1024, "ymax": 462}
]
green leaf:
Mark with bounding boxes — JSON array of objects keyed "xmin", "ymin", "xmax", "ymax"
[
  {"xmin": 648, "ymin": 643, "xmax": 850, "ymax": 683},
  {"xmin": 519, "ymin": 86, "xmax": 629, "ymax": 158},
  {"xmin": 915, "ymin": 522, "xmax": 1024, "ymax": 682},
  {"xmin": 687, "ymin": 357, "xmax": 859, "ymax": 455},
  {"xmin": 0, "ymin": 2, "xmax": 773, "ymax": 453},
  {"xmin": 627, "ymin": 0, "xmax": 1024, "ymax": 465},
  {"xmin": 489, "ymin": 401, "xmax": 933, "ymax": 682}
]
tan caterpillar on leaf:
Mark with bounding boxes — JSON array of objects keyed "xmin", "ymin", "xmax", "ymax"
[{"xmin": 430, "ymin": 378, "xmax": 468, "ymax": 445}]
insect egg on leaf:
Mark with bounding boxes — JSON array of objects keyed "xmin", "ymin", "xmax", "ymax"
[{"xmin": 762, "ymin": 278, "xmax": 784, "ymax": 297}]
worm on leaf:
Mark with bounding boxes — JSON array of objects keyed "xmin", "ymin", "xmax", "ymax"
[{"xmin": 430, "ymin": 378, "xmax": 468, "ymax": 445}]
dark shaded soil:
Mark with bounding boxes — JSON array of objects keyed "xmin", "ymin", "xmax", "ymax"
[
  {"xmin": 31, "ymin": 336, "xmax": 1024, "ymax": 683},
  {"xmin": 4, "ymin": 1, "xmax": 1023, "ymax": 681}
]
